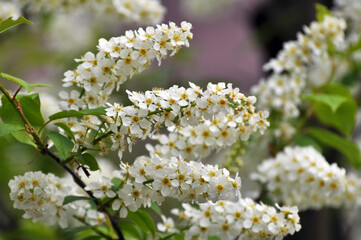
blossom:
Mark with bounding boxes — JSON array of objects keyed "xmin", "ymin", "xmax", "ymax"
[
  {"xmin": 8, "ymin": 171, "xmax": 82, "ymax": 228},
  {"xmin": 102, "ymin": 154, "xmax": 242, "ymax": 217},
  {"xmin": 251, "ymin": 16, "xmax": 347, "ymax": 119},
  {"xmin": 15, "ymin": 0, "xmax": 165, "ymax": 25},
  {"xmin": 174, "ymin": 198, "xmax": 301, "ymax": 240},
  {"xmin": 252, "ymin": 146, "xmax": 361, "ymax": 210},
  {"xmin": 107, "ymin": 82, "xmax": 268, "ymax": 160},
  {"xmin": 0, "ymin": 1, "xmax": 21, "ymax": 20}
]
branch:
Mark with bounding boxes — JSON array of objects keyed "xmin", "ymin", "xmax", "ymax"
[
  {"xmin": 41, "ymin": 146, "xmax": 125, "ymax": 240},
  {"xmin": 0, "ymin": 83, "xmax": 124, "ymax": 239}
]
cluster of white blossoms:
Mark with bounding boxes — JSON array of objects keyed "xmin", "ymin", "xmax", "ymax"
[
  {"xmin": 252, "ymin": 146, "xmax": 361, "ymax": 210},
  {"xmin": 13, "ymin": 0, "xmax": 165, "ymax": 25},
  {"xmin": 251, "ymin": 16, "xmax": 347, "ymax": 119},
  {"xmin": 0, "ymin": 1, "xmax": 21, "ymax": 20},
  {"xmin": 8, "ymin": 171, "xmax": 116, "ymax": 228},
  {"xmin": 8, "ymin": 171, "xmax": 81, "ymax": 228},
  {"xmin": 85, "ymin": 154, "xmax": 241, "ymax": 218},
  {"xmin": 182, "ymin": 0, "xmax": 235, "ymax": 18},
  {"xmin": 60, "ymin": 21, "xmax": 192, "ymax": 111},
  {"xmin": 106, "ymin": 82, "xmax": 268, "ymax": 159},
  {"xmin": 334, "ymin": 0, "xmax": 361, "ymax": 41},
  {"xmin": 173, "ymin": 198, "xmax": 301, "ymax": 240}
]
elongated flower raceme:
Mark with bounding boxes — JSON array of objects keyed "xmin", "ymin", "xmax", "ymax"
[
  {"xmin": 14, "ymin": 0, "xmax": 165, "ymax": 24},
  {"xmin": 55, "ymin": 21, "xmax": 193, "ymax": 155},
  {"xmin": 8, "ymin": 171, "xmax": 83, "ymax": 228},
  {"xmin": 60, "ymin": 21, "xmax": 193, "ymax": 111},
  {"xmin": 335, "ymin": 0, "xmax": 361, "ymax": 41},
  {"xmin": 172, "ymin": 198, "xmax": 301, "ymax": 240},
  {"xmin": 252, "ymin": 146, "xmax": 361, "ymax": 210},
  {"xmin": 8, "ymin": 171, "xmax": 120, "ymax": 228},
  {"xmin": 106, "ymin": 82, "xmax": 269, "ymax": 159},
  {"xmin": 85, "ymin": 154, "xmax": 241, "ymax": 218},
  {"xmin": 251, "ymin": 16, "xmax": 346, "ymax": 119}
]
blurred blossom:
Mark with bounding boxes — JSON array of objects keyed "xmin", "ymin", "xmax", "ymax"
[
  {"xmin": 0, "ymin": 1, "xmax": 21, "ymax": 20},
  {"xmin": 45, "ymin": 11, "xmax": 94, "ymax": 54}
]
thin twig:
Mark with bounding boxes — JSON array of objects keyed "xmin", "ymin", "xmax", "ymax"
[{"xmin": 0, "ymin": 83, "xmax": 125, "ymax": 240}]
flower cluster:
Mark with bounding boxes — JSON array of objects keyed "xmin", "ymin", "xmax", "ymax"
[
  {"xmin": 8, "ymin": 171, "xmax": 80, "ymax": 228},
  {"xmin": 251, "ymin": 16, "xmax": 346, "ymax": 119},
  {"xmin": 60, "ymin": 21, "xmax": 192, "ymax": 111},
  {"xmin": 106, "ymin": 82, "xmax": 268, "ymax": 160},
  {"xmin": 84, "ymin": 154, "xmax": 241, "ymax": 218},
  {"xmin": 14, "ymin": 0, "xmax": 165, "ymax": 24},
  {"xmin": 335, "ymin": 0, "xmax": 361, "ymax": 41},
  {"xmin": 0, "ymin": 1, "xmax": 21, "ymax": 20},
  {"xmin": 252, "ymin": 146, "xmax": 361, "ymax": 210},
  {"xmin": 173, "ymin": 198, "xmax": 301, "ymax": 240}
]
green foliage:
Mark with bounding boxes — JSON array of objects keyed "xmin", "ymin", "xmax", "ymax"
[
  {"xmin": 1, "ymin": 72, "xmax": 51, "ymax": 92},
  {"xmin": 0, "ymin": 93, "xmax": 44, "ymax": 147},
  {"xmin": 293, "ymin": 134, "xmax": 322, "ymax": 153},
  {"xmin": 308, "ymin": 128, "xmax": 361, "ymax": 168},
  {"xmin": 150, "ymin": 202, "xmax": 162, "ymax": 216},
  {"xmin": 48, "ymin": 131, "xmax": 74, "ymax": 159},
  {"xmin": 76, "ymin": 152, "xmax": 100, "ymax": 171},
  {"xmin": 54, "ymin": 122, "xmax": 76, "ymax": 140},
  {"xmin": 62, "ymin": 226, "xmax": 93, "ymax": 239},
  {"xmin": 315, "ymin": 3, "xmax": 332, "ymax": 22},
  {"xmin": 63, "ymin": 195, "xmax": 92, "ymax": 205},
  {"xmin": 302, "ymin": 84, "xmax": 357, "ymax": 136},
  {"xmin": 0, "ymin": 123, "xmax": 23, "ymax": 137},
  {"xmin": 0, "ymin": 16, "xmax": 32, "ymax": 33},
  {"xmin": 208, "ymin": 237, "xmax": 221, "ymax": 240},
  {"xmin": 302, "ymin": 93, "xmax": 348, "ymax": 113},
  {"xmin": 119, "ymin": 221, "xmax": 147, "ymax": 240},
  {"xmin": 127, "ymin": 210, "xmax": 156, "ymax": 239},
  {"xmin": 80, "ymin": 236, "xmax": 104, "ymax": 240},
  {"xmin": 49, "ymin": 107, "xmax": 106, "ymax": 121},
  {"xmin": 111, "ymin": 177, "xmax": 123, "ymax": 191}
]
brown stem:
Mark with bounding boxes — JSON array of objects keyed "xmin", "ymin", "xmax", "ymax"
[
  {"xmin": 41, "ymin": 147, "xmax": 124, "ymax": 240},
  {"xmin": 0, "ymin": 83, "xmax": 124, "ymax": 240}
]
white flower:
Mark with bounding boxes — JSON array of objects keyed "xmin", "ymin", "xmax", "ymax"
[{"xmin": 157, "ymin": 215, "xmax": 177, "ymax": 232}]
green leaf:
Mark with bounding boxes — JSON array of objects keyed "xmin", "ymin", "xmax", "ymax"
[
  {"xmin": 150, "ymin": 202, "xmax": 162, "ymax": 216},
  {"xmin": 80, "ymin": 236, "xmax": 103, "ymax": 240},
  {"xmin": 119, "ymin": 222, "xmax": 146, "ymax": 240},
  {"xmin": 0, "ymin": 73, "xmax": 51, "ymax": 93},
  {"xmin": 111, "ymin": 177, "xmax": 123, "ymax": 191},
  {"xmin": 54, "ymin": 122, "xmax": 75, "ymax": 140},
  {"xmin": 62, "ymin": 226, "xmax": 92, "ymax": 239},
  {"xmin": 303, "ymin": 84, "xmax": 357, "ymax": 136},
  {"xmin": 82, "ymin": 153, "xmax": 99, "ymax": 171},
  {"xmin": 0, "ymin": 93, "xmax": 44, "ymax": 127},
  {"xmin": 208, "ymin": 236, "xmax": 221, "ymax": 240},
  {"xmin": 293, "ymin": 135, "xmax": 322, "ymax": 153},
  {"xmin": 315, "ymin": 3, "xmax": 332, "ymax": 22},
  {"xmin": 48, "ymin": 131, "xmax": 74, "ymax": 159},
  {"xmin": 174, "ymin": 233, "xmax": 185, "ymax": 240},
  {"xmin": 302, "ymin": 93, "xmax": 348, "ymax": 113},
  {"xmin": 208, "ymin": 237, "xmax": 221, "ymax": 240},
  {"xmin": 0, "ymin": 123, "xmax": 23, "ymax": 137},
  {"xmin": 0, "ymin": 93, "xmax": 44, "ymax": 147},
  {"xmin": 63, "ymin": 195, "xmax": 92, "ymax": 205},
  {"xmin": 127, "ymin": 210, "xmax": 156, "ymax": 239},
  {"xmin": 49, "ymin": 107, "xmax": 106, "ymax": 121},
  {"xmin": 308, "ymin": 128, "xmax": 361, "ymax": 168},
  {"xmin": 0, "ymin": 16, "xmax": 32, "ymax": 33}
]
